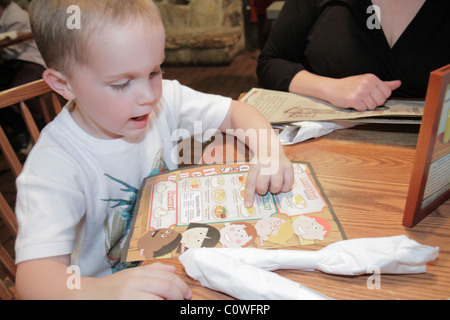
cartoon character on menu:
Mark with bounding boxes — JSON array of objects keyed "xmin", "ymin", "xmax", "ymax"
[
  {"xmin": 178, "ymin": 223, "xmax": 220, "ymax": 253},
  {"xmin": 292, "ymin": 215, "xmax": 330, "ymax": 242},
  {"xmin": 219, "ymin": 222, "xmax": 257, "ymax": 248},
  {"xmin": 137, "ymin": 227, "xmax": 181, "ymax": 259},
  {"xmin": 255, "ymin": 214, "xmax": 294, "ymax": 246}
]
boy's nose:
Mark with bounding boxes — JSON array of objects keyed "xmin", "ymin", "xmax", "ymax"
[{"xmin": 138, "ymin": 80, "xmax": 157, "ymax": 106}]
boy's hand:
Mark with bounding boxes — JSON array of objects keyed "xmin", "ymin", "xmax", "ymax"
[
  {"xmin": 95, "ymin": 262, "xmax": 192, "ymax": 300},
  {"xmin": 218, "ymin": 100, "xmax": 294, "ymax": 208},
  {"xmin": 17, "ymin": 256, "xmax": 191, "ymax": 300},
  {"xmin": 244, "ymin": 150, "xmax": 294, "ymax": 208}
]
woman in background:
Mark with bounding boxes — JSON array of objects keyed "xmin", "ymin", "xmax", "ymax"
[{"xmin": 257, "ymin": 0, "xmax": 450, "ymax": 111}]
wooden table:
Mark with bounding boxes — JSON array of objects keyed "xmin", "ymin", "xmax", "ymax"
[{"xmin": 145, "ymin": 124, "xmax": 450, "ymax": 300}]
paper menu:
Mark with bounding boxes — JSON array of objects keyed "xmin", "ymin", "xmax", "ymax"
[
  {"xmin": 240, "ymin": 88, "xmax": 424, "ymax": 124},
  {"xmin": 123, "ymin": 162, "xmax": 346, "ymax": 262}
]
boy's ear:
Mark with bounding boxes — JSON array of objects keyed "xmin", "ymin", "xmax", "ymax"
[{"xmin": 43, "ymin": 69, "xmax": 76, "ymax": 101}]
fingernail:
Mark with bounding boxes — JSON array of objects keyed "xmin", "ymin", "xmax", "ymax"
[{"xmin": 186, "ymin": 289, "xmax": 192, "ymax": 300}]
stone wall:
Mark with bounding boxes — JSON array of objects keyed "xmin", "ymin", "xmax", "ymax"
[{"xmin": 155, "ymin": 0, "xmax": 245, "ymax": 65}]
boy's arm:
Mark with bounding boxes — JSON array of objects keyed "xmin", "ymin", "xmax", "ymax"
[
  {"xmin": 16, "ymin": 256, "xmax": 191, "ymax": 300},
  {"xmin": 219, "ymin": 100, "xmax": 294, "ymax": 207}
]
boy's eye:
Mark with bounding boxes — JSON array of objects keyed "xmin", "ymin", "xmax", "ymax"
[
  {"xmin": 150, "ymin": 69, "xmax": 163, "ymax": 77},
  {"xmin": 111, "ymin": 80, "xmax": 131, "ymax": 91},
  {"xmin": 109, "ymin": 69, "xmax": 162, "ymax": 90}
]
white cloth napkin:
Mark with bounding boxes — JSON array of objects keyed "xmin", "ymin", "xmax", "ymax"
[
  {"xmin": 179, "ymin": 247, "xmax": 331, "ymax": 300},
  {"xmin": 278, "ymin": 121, "xmax": 360, "ymax": 145},
  {"xmin": 179, "ymin": 235, "xmax": 439, "ymax": 299}
]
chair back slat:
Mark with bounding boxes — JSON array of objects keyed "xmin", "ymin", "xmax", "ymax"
[
  {"xmin": 0, "ymin": 245, "xmax": 15, "ymax": 281},
  {"xmin": 0, "ymin": 126, "xmax": 22, "ymax": 178},
  {"xmin": 0, "ymin": 80, "xmax": 53, "ymax": 109},
  {"xmin": 19, "ymin": 101, "xmax": 40, "ymax": 144},
  {"xmin": 51, "ymin": 93, "xmax": 63, "ymax": 114},
  {"xmin": 0, "ymin": 192, "xmax": 18, "ymax": 237},
  {"xmin": 0, "ymin": 279, "xmax": 14, "ymax": 300}
]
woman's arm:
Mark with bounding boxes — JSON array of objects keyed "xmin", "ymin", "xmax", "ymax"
[
  {"xmin": 257, "ymin": 0, "xmax": 317, "ymax": 91},
  {"xmin": 258, "ymin": 0, "xmax": 401, "ymax": 110}
]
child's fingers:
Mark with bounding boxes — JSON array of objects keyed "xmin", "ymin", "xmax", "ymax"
[
  {"xmin": 266, "ymin": 159, "xmax": 294, "ymax": 195},
  {"xmin": 268, "ymin": 170, "xmax": 284, "ymax": 195},
  {"xmin": 255, "ymin": 168, "xmax": 271, "ymax": 195},
  {"xmin": 245, "ymin": 159, "xmax": 294, "ymax": 207},
  {"xmin": 244, "ymin": 165, "xmax": 258, "ymax": 207},
  {"xmin": 140, "ymin": 263, "xmax": 192, "ymax": 300},
  {"xmin": 281, "ymin": 163, "xmax": 295, "ymax": 193},
  {"xmin": 145, "ymin": 262, "xmax": 176, "ymax": 273}
]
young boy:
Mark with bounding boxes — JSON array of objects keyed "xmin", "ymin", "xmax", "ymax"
[{"xmin": 15, "ymin": 0, "xmax": 293, "ymax": 299}]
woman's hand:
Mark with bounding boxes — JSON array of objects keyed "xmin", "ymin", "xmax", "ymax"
[
  {"xmin": 321, "ymin": 74, "xmax": 401, "ymax": 111},
  {"xmin": 290, "ymin": 71, "xmax": 401, "ymax": 111}
]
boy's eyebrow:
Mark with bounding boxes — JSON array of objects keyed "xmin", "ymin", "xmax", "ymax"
[
  {"xmin": 103, "ymin": 56, "xmax": 166, "ymax": 81},
  {"xmin": 102, "ymin": 72, "xmax": 136, "ymax": 82}
]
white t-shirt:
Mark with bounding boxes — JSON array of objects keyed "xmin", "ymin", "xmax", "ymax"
[{"xmin": 15, "ymin": 80, "xmax": 231, "ymax": 277}]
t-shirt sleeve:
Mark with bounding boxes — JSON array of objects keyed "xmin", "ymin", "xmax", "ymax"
[
  {"xmin": 160, "ymin": 79, "xmax": 232, "ymax": 141},
  {"xmin": 14, "ymin": 142, "xmax": 86, "ymax": 264},
  {"xmin": 256, "ymin": 0, "xmax": 319, "ymax": 91}
]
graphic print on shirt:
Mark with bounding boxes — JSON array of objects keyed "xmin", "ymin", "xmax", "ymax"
[{"xmin": 103, "ymin": 149, "xmax": 168, "ymax": 272}]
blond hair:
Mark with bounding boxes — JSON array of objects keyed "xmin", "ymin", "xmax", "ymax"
[{"xmin": 29, "ymin": 0, "xmax": 163, "ymax": 77}]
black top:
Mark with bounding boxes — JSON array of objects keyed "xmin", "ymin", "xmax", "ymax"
[{"xmin": 257, "ymin": 0, "xmax": 450, "ymax": 98}]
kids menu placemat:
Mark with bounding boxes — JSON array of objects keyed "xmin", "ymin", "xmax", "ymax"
[{"xmin": 122, "ymin": 162, "xmax": 346, "ymax": 262}]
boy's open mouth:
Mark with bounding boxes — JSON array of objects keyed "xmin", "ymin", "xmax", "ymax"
[
  {"xmin": 132, "ymin": 115, "xmax": 146, "ymax": 121},
  {"xmin": 129, "ymin": 114, "xmax": 149, "ymax": 128}
]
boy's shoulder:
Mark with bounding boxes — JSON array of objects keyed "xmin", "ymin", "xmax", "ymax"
[
  {"xmin": 40, "ymin": 103, "xmax": 75, "ymax": 136},
  {"xmin": 26, "ymin": 103, "xmax": 88, "ymax": 162},
  {"xmin": 161, "ymin": 78, "xmax": 181, "ymax": 93},
  {"xmin": 160, "ymin": 79, "xmax": 227, "ymax": 101}
]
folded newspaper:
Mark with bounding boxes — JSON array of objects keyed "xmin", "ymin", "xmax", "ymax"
[{"xmin": 240, "ymin": 88, "xmax": 424, "ymax": 124}]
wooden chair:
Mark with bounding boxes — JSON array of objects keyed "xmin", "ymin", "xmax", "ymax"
[
  {"xmin": 0, "ymin": 79, "xmax": 62, "ymax": 299},
  {"xmin": 0, "ymin": 192, "xmax": 18, "ymax": 300},
  {"xmin": 0, "ymin": 79, "xmax": 62, "ymax": 178}
]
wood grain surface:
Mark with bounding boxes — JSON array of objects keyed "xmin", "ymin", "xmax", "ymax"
[{"xmin": 144, "ymin": 124, "xmax": 450, "ymax": 300}]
